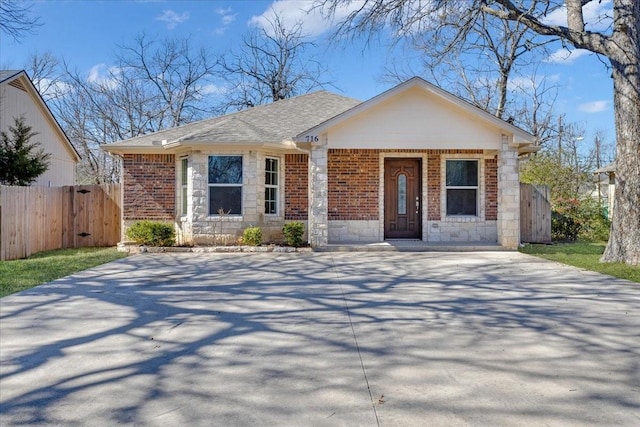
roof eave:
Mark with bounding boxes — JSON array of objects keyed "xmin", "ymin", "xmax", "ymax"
[
  {"xmin": 102, "ymin": 139, "xmax": 302, "ymax": 155},
  {"xmin": 4, "ymin": 71, "xmax": 82, "ymax": 162}
]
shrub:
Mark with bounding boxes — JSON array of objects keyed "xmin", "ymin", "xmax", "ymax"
[
  {"xmin": 552, "ymin": 197, "xmax": 610, "ymax": 242},
  {"xmin": 283, "ymin": 221, "xmax": 305, "ymax": 247},
  {"xmin": 242, "ymin": 226, "xmax": 262, "ymax": 246},
  {"xmin": 126, "ymin": 220, "xmax": 175, "ymax": 246},
  {"xmin": 552, "ymin": 198, "xmax": 581, "ymax": 241},
  {"xmin": 577, "ymin": 197, "xmax": 610, "ymax": 242}
]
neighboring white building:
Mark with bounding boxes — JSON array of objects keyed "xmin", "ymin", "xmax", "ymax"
[
  {"xmin": 0, "ymin": 70, "xmax": 79, "ymax": 186},
  {"xmin": 595, "ymin": 161, "xmax": 616, "ymax": 220}
]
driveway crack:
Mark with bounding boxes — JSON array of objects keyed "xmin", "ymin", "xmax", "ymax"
[{"xmin": 330, "ymin": 253, "xmax": 381, "ymax": 427}]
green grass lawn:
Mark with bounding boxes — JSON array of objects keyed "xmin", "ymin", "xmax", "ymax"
[
  {"xmin": 520, "ymin": 242, "xmax": 640, "ymax": 283},
  {"xmin": 0, "ymin": 247, "xmax": 128, "ymax": 298}
]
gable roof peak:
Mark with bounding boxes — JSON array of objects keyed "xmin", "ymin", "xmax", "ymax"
[{"xmin": 296, "ymin": 75, "xmax": 534, "ymax": 144}]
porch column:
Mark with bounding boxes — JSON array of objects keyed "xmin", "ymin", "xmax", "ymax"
[
  {"xmin": 497, "ymin": 137, "xmax": 520, "ymax": 249},
  {"xmin": 308, "ymin": 136, "xmax": 329, "ymax": 247}
]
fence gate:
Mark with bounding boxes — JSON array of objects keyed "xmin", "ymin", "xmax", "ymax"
[
  {"xmin": 520, "ymin": 183, "xmax": 551, "ymax": 244},
  {"xmin": 66, "ymin": 185, "xmax": 121, "ymax": 248},
  {"xmin": 0, "ymin": 184, "xmax": 121, "ymax": 261}
]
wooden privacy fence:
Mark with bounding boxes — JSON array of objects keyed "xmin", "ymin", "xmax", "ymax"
[
  {"xmin": 0, "ymin": 184, "xmax": 121, "ymax": 261},
  {"xmin": 520, "ymin": 183, "xmax": 551, "ymax": 244}
]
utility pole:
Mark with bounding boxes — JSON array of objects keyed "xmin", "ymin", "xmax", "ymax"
[
  {"xmin": 594, "ymin": 133, "xmax": 602, "ymax": 207},
  {"xmin": 557, "ymin": 115, "xmax": 563, "ymax": 165}
]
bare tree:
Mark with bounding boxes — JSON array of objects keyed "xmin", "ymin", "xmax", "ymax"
[
  {"xmin": 319, "ymin": 0, "xmax": 640, "ymax": 265},
  {"xmin": 23, "ymin": 35, "xmax": 220, "ymax": 184},
  {"xmin": 407, "ymin": 8, "xmax": 554, "ymax": 119},
  {"xmin": 379, "ymin": 6, "xmax": 561, "ymax": 150},
  {"xmin": 509, "ymin": 70, "xmax": 559, "ymax": 148},
  {"xmin": 114, "ymin": 34, "xmax": 220, "ymax": 129},
  {"xmin": 24, "ymin": 51, "xmax": 66, "ymax": 101},
  {"xmin": 0, "ymin": 0, "xmax": 41, "ymax": 42},
  {"xmin": 217, "ymin": 13, "xmax": 332, "ymax": 112}
]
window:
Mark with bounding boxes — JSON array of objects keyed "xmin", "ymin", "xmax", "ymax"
[
  {"xmin": 398, "ymin": 174, "xmax": 407, "ymax": 215},
  {"xmin": 446, "ymin": 160, "xmax": 478, "ymax": 216},
  {"xmin": 208, "ymin": 156, "xmax": 242, "ymax": 215},
  {"xmin": 265, "ymin": 157, "xmax": 279, "ymax": 215},
  {"xmin": 180, "ymin": 158, "xmax": 188, "ymax": 215}
]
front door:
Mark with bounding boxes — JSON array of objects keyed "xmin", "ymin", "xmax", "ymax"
[{"xmin": 384, "ymin": 158, "xmax": 422, "ymax": 239}]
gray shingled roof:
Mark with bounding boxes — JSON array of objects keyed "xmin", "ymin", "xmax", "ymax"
[
  {"xmin": 595, "ymin": 162, "xmax": 616, "ymax": 174},
  {"xmin": 106, "ymin": 91, "xmax": 361, "ymax": 150},
  {"xmin": 0, "ymin": 70, "xmax": 23, "ymax": 84}
]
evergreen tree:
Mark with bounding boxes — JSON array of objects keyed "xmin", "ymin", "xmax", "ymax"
[{"xmin": 0, "ymin": 116, "xmax": 50, "ymax": 186}]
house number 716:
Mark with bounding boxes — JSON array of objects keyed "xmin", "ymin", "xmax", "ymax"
[{"xmin": 305, "ymin": 135, "xmax": 319, "ymax": 142}]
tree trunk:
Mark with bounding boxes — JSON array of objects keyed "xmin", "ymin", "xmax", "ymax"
[{"xmin": 601, "ymin": 0, "xmax": 640, "ymax": 265}]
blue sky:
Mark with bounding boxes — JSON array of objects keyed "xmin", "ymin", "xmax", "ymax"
[{"xmin": 0, "ymin": 0, "xmax": 616, "ymax": 152}]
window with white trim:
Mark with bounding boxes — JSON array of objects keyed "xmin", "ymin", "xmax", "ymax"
[
  {"xmin": 180, "ymin": 158, "xmax": 188, "ymax": 215},
  {"xmin": 265, "ymin": 157, "xmax": 279, "ymax": 215},
  {"xmin": 208, "ymin": 155, "xmax": 242, "ymax": 215},
  {"xmin": 446, "ymin": 159, "xmax": 478, "ymax": 216}
]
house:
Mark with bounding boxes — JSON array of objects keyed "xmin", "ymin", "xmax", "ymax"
[
  {"xmin": 103, "ymin": 77, "xmax": 536, "ymax": 249},
  {"xmin": 594, "ymin": 161, "xmax": 616, "ymax": 219},
  {"xmin": 0, "ymin": 70, "xmax": 79, "ymax": 186}
]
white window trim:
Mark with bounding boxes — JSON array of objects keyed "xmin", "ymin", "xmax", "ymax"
[
  {"xmin": 207, "ymin": 155, "xmax": 243, "ymax": 217},
  {"xmin": 442, "ymin": 156, "xmax": 484, "ymax": 220},
  {"xmin": 265, "ymin": 156, "xmax": 279, "ymax": 216},
  {"xmin": 180, "ymin": 157, "xmax": 188, "ymax": 217}
]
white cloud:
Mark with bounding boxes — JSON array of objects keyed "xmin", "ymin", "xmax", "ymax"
[
  {"xmin": 87, "ymin": 64, "xmax": 120, "ymax": 89},
  {"xmin": 507, "ymin": 74, "xmax": 561, "ymax": 91},
  {"xmin": 249, "ymin": 0, "xmax": 365, "ymax": 37},
  {"xmin": 199, "ymin": 83, "xmax": 223, "ymax": 95},
  {"xmin": 87, "ymin": 64, "xmax": 105, "ymax": 83},
  {"xmin": 542, "ymin": 0, "xmax": 613, "ymax": 31},
  {"xmin": 213, "ymin": 7, "xmax": 236, "ymax": 36},
  {"xmin": 578, "ymin": 100, "xmax": 610, "ymax": 113},
  {"xmin": 216, "ymin": 7, "xmax": 236, "ymax": 25},
  {"xmin": 32, "ymin": 78, "xmax": 72, "ymax": 99},
  {"xmin": 156, "ymin": 10, "xmax": 190, "ymax": 29},
  {"xmin": 544, "ymin": 48, "xmax": 590, "ymax": 64}
]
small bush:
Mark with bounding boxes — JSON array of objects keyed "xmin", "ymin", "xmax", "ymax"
[
  {"xmin": 283, "ymin": 221, "xmax": 305, "ymax": 247},
  {"xmin": 552, "ymin": 197, "xmax": 610, "ymax": 242},
  {"xmin": 242, "ymin": 226, "xmax": 262, "ymax": 246},
  {"xmin": 126, "ymin": 220, "xmax": 175, "ymax": 246}
]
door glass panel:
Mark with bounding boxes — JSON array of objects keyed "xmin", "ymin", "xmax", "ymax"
[{"xmin": 398, "ymin": 174, "xmax": 407, "ymax": 215}]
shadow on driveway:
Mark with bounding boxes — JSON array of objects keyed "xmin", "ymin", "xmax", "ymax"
[{"xmin": 0, "ymin": 252, "xmax": 638, "ymax": 426}]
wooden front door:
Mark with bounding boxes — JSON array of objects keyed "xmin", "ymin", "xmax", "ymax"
[{"xmin": 384, "ymin": 158, "xmax": 422, "ymax": 239}]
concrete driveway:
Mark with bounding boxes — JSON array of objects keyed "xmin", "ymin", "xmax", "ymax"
[{"xmin": 0, "ymin": 252, "xmax": 638, "ymax": 426}]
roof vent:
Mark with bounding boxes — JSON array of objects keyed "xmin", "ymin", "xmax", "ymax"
[{"xmin": 8, "ymin": 79, "xmax": 27, "ymax": 92}]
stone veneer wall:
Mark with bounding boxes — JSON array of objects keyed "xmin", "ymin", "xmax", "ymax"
[
  {"xmin": 497, "ymin": 139, "xmax": 520, "ymax": 248},
  {"xmin": 177, "ymin": 151, "xmax": 287, "ymax": 245},
  {"xmin": 122, "ymin": 154, "xmax": 175, "ymax": 220}
]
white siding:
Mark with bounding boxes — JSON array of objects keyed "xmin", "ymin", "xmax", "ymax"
[
  {"xmin": 326, "ymin": 86, "xmax": 503, "ymax": 150},
  {"xmin": 0, "ymin": 80, "xmax": 76, "ymax": 186}
]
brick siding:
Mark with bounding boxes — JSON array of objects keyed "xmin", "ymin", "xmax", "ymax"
[
  {"xmin": 485, "ymin": 156, "xmax": 498, "ymax": 220},
  {"xmin": 328, "ymin": 149, "xmax": 379, "ymax": 220},
  {"xmin": 123, "ymin": 154, "xmax": 175, "ymax": 220},
  {"xmin": 427, "ymin": 154, "xmax": 441, "ymax": 220},
  {"xmin": 285, "ymin": 153, "xmax": 308, "ymax": 220}
]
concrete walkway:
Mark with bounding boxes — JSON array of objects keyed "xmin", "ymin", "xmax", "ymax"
[{"xmin": 0, "ymin": 252, "xmax": 638, "ymax": 426}]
